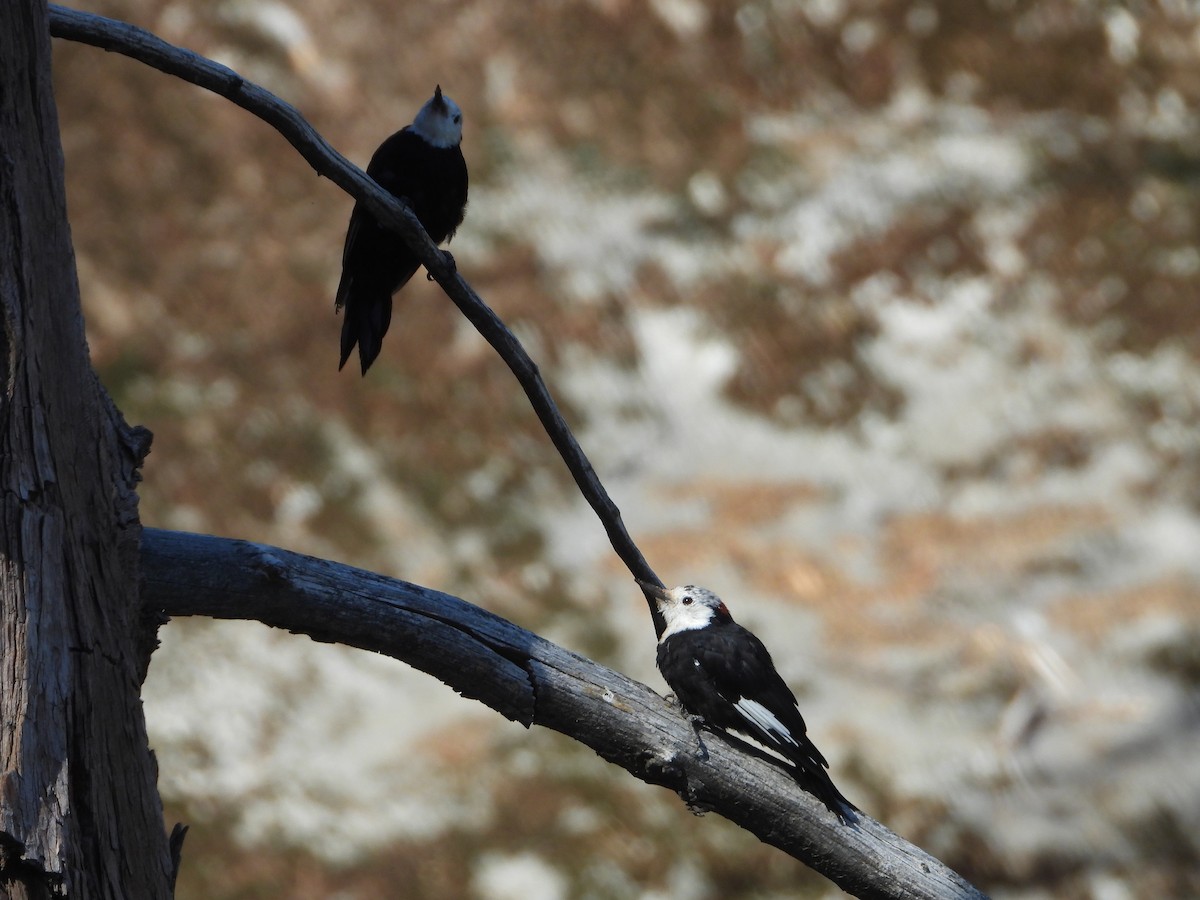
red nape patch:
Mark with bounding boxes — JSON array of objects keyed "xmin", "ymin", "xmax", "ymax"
[{"xmin": 716, "ymin": 602, "xmax": 732, "ymax": 621}]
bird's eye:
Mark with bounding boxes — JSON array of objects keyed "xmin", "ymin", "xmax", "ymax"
[
  {"xmin": 453, "ymin": 114, "xmax": 462, "ymax": 124},
  {"xmin": 682, "ymin": 596, "xmax": 693, "ymax": 605}
]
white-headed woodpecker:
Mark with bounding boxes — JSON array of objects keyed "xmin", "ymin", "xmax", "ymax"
[
  {"xmin": 641, "ymin": 580, "xmax": 856, "ymax": 823},
  {"xmin": 335, "ymin": 86, "xmax": 469, "ymax": 375}
]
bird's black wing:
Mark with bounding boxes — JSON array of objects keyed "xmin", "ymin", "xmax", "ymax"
[
  {"xmin": 362, "ymin": 131, "xmax": 427, "ymax": 292},
  {"xmin": 334, "ymin": 212, "xmax": 364, "ymax": 311},
  {"xmin": 334, "ymin": 129, "xmax": 428, "ymax": 373},
  {"xmin": 688, "ymin": 624, "xmax": 826, "ymax": 764},
  {"xmin": 335, "ymin": 199, "xmax": 407, "ymax": 373}
]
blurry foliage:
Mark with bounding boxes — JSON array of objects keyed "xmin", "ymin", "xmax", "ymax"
[
  {"xmin": 914, "ymin": 0, "xmax": 1122, "ymax": 114},
  {"xmin": 1033, "ymin": 144, "xmax": 1200, "ymax": 355},
  {"xmin": 710, "ymin": 279, "xmax": 902, "ymax": 427},
  {"xmin": 1145, "ymin": 623, "xmax": 1200, "ymax": 687}
]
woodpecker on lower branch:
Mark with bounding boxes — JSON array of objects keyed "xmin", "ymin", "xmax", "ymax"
[{"xmin": 640, "ymin": 580, "xmax": 856, "ymax": 823}]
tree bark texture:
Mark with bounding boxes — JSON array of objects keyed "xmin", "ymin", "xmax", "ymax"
[
  {"xmin": 0, "ymin": 1, "xmax": 169, "ymax": 896},
  {"xmin": 143, "ymin": 529, "xmax": 987, "ymax": 900}
]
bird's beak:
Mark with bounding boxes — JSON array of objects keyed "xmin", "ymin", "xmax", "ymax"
[
  {"xmin": 433, "ymin": 84, "xmax": 444, "ymax": 107},
  {"xmin": 635, "ymin": 578, "xmax": 670, "ymax": 602}
]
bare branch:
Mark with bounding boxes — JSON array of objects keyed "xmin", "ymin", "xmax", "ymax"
[
  {"xmin": 141, "ymin": 528, "xmax": 987, "ymax": 900},
  {"xmin": 47, "ymin": 3, "xmax": 664, "ymax": 616}
]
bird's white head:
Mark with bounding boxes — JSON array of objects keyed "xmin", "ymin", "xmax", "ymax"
[
  {"xmin": 640, "ymin": 582, "xmax": 733, "ymax": 640},
  {"xmin": 410, "ymin": 85, "xmax": 463, "ymax": 149}
]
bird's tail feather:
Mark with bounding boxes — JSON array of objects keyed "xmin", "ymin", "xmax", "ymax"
[
  {"xmin": 720, "ymin": 726, "xmax": 859, "ymax": 824},
  {"xmin": 789, "ymin": 750, "xmax": 858, "ymax": 823},
  {"xmin": 338, "ymin": 293, "xmax": 394, "ymax": 376}
]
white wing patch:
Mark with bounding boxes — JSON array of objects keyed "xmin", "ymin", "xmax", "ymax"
[{"xmin": 734, "ymin": 698, "xmax": 799, "ymax": 748}]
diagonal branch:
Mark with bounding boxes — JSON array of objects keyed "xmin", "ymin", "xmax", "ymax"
[
  {"xmin": 141, "ymin": 528, "xmax": 987, "ymax": 900},
  {"xmin": 47, "ymin": 3, "xmax": 665, "ymax": 622}
]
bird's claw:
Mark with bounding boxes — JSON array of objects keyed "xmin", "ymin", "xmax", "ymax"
[
  {"xmin": 427, "ymin": 250, "xmax": 457, "ymax": 281},
  {"xmin": 687, "ymin": 714, "xmax": 709, "ymax": 761}
]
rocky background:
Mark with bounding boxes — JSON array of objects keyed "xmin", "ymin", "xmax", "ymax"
[{"xmin": 53, "ymin": 1, "xmax": 1199, "ymax": 897}]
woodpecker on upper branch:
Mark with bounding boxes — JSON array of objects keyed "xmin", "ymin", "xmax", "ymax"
[
  {"xmin": 335, "ymin": 85, "xmax": 469, "ymax": 375},
  {"xmin": 640, "ymin": 580, "xmax": 857, "ymax": 823}
]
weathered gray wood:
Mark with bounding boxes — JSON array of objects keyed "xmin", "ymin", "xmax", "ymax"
[
  {"xmin": 0, "ymin": 1, "xmax": 171, "ymax": 896},
  {"xmin": 142, "ymin": 528, "xmax": 987, "ymax": 900}
]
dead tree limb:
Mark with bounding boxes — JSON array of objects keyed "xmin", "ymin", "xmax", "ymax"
[{"xmin": 141, "ymin": 528, "xmax": 987, "ymax": 900}]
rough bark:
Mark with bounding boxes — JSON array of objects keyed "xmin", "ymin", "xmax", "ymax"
[
  {"xmin": 142, "ymin": 529, "xmax": 988, "ymax": 900},
  {"xmin": 0, "ymin": 1, "xmax": 169, "ymax": 896}
]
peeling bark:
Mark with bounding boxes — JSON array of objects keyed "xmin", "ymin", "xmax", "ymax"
[{"xmin": 0, "ymin": 1, "xmax": 170, "ymax": 896}]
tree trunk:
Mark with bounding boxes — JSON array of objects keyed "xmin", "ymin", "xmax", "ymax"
[{"xmin": 0, "ymin": 1, "xmax": 170, "ymax": 896}]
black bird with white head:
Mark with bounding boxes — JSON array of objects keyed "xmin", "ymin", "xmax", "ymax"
[
  {"xmin": 640, "ymin": 580, "xmax": 856, "ymax": 823},
  {"xmin": 335, "ymin": 85, "xmax": 469, "ymax": 375}
]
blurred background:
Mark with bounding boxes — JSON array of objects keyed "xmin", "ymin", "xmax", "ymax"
[{"xmin": 53, "ymin": 1, "xmax": 1199, "ymax": 897}]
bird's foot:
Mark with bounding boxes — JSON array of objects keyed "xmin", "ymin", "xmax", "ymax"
[
  {"xmin": 687, "ymin": 714, "xmax": 709, "ymax": 761},
  {"xmin": 427, "ymin": 250, "xmax": 457, "ymax": 281}
]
